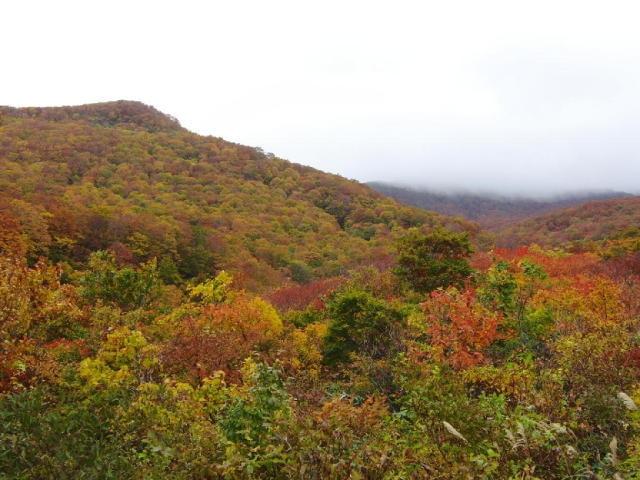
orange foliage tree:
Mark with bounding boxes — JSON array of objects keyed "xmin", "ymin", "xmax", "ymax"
[
  {"xmin": 420, "ymin": 288, "xmax": 504, "ymax": 369},
  {"xmin": 162, "ymin": 295, "xmax": 283, "ymax": 383}
]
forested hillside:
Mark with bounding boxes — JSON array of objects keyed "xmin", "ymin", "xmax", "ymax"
[
  {"xmin": 2, "ymin": 102, "xmax": 640, "ymax": 479},
  {"xmin": 497, "ymin": 196, "xmax": 640, "ymax": 247},
  {"xmin": 368, "ymin": 181, "xmax": 629, "ymax": 229},
  {"xmin": 0, "ymin": 101, "xmax": 472, "ymax": 290}
]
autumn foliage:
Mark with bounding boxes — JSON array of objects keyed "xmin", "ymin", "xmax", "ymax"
[
  {"xmin": 163, "ymin": 295, "xmax": 283, "ymax": 383},
  {"xmin": 1, "ymin": 102, "xmax": 640, "ymax": 479},
  {"xmin": 421, "ymin": 288, "xmax": 504, "ymax": 369}
]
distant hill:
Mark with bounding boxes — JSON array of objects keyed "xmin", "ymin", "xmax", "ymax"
[
  {"xmin": 495, "ymin": 196, "xmax": 640, "ymax": 247},
  {"xmin": 0, "ymin": 101, "xmax": 474, "ymax": 291},
  {"xmin": 367, "ymin": 181, "xmax": 630, "ymax": 229}
]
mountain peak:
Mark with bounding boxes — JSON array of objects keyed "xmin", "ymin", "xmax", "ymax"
[{"xmin": 0, "ymin": 100, "xmax": 181, "ymax": 132}]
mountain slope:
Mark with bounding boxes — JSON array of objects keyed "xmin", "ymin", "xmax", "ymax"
[
  {"xmin": 495, "ymin": 196, "xmax": 640, "ymax": 247},
  {"xmin": 0, "ymin": 101, "xmax": 473, "ymax": 290},
  {"xmin": 368, "ymin": 181, "xmax": 630, "ymax": 229}
]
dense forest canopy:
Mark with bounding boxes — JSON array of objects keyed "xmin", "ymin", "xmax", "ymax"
[
  {"xmin": 0, "ymin": 101, "xmax": 473, "ymax": 291},
  {"xmin": 1, "ymin": 101, "xmax": 640, "ymax": 479}
]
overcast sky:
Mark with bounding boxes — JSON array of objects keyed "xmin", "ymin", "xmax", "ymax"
[{"xmin": 3, "ymin": 1, "xmax": 640, "ymax": 196}]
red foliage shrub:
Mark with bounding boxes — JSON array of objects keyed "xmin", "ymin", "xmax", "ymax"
[
  {"xmin": 267, "ymin": 277, "xmax": 344, "ymax": 312},
  {"xmin": 162, "ymin": 296, "xmax": 282, "ymax": 383}
]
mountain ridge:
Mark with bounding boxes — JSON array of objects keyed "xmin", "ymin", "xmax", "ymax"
[
  {"xmin": 368, "ymin": 181, "xmax": 631, "ymax": 229},
  {"xmin": 0, "ymin": 100, "xmax": 182, "ymax": 132},
  {"xmin": 494, "ymin": 195, "xmax": 640, "ymax": 247}
]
